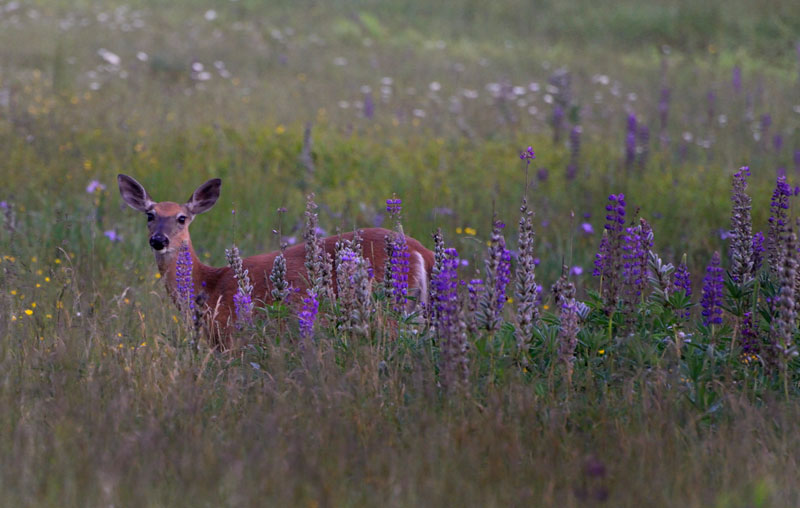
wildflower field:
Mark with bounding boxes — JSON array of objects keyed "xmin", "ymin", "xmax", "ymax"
[{"xmin": 1, "ymin": 0, "xmax": 800, "ymax": 505}]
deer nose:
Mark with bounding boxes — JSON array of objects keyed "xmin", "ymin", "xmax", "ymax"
[{"xmin": 149, "ymin": 233, "xmax": 169, "ymax": 251}]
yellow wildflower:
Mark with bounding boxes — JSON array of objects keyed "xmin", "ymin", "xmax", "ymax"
[
  {"xmin": 24, "ymin": 309, "xmax": 33, "ymax": 316},
  {"xmin": 464, "ymin": 227, "xmax": 477, "ymax": 236}
]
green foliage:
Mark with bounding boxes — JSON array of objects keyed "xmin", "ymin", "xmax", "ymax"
[{"xmin": 1, "ymin": 0, "xmax": 800, "ymax": 504}]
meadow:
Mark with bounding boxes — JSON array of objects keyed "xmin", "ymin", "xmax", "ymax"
[{"xmin": 1, "ymin": 0, "xmax": 800, "ymax": 505}]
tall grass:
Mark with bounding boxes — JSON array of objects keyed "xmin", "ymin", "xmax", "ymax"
[{"xmin": 1, "ymin": 0, "xmax": 800, "ymax": 505}]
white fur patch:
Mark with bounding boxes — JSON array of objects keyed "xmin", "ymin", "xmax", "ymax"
[{"xmin": 413, "ymin": 251, "xmax": 428, "ymax": 304}]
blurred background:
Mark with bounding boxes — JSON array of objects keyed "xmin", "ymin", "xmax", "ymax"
[{"xmin": 0, "ymin": 0, "xmax": 799, "ymax": 289}]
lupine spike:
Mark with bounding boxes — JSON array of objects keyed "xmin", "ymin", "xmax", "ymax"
[
  {"xmin": 551, "ymin": 265, "xmax": 575, "ymax": 309},
  {"xmin": 514, "ymin": 197, "xmax": 540, "ymax": 351},
  {"xmin": 673, "ymin": 255, "xmax": 692, "ymax": 321},
  {"xmin": 730, "ymin": 167, "xmax": 754, "ymax": 283},
  {"xmin": 225, "ymin": 244, "xmax": 254, "ymax": 327},
  {"xmin": 383, "ymin": 196, "xmax": 410, "ymax": 313},
  {"xmin": 739, "ymin": 311, "xmax": 760, "ymax": 366},
  {"xmin": 700, "ymin": 251, "xmax": 724, "ymax": 327},
  {"xmin": 270, "ymin": 252, "xmax": 291, "ymax": 302},
  {"xmin": 298, "ymin": 288, "xmax": 319, "ymax": 340},
  {"xmin": 303, "ymin": 193, "xmax": 334, "ymax": 303},
  {"xmin": 772, "ymin": 229, "xmax": 799, "ymax": 367},
  {"xmin": 466, "ymin": 278, "xmax": 484, "ymax": 335},
  {"xmin": 477, "ymin": 219, "xmax": 511, "ymax": 332},
  {"xmin": 557, "ymin": 298, "xmax": 581, "ymax": 385},
  {"xmin": 175, "ymin": 241, "xmax": 195, "ymax": 314},
  {"xmin": 593, "ymin": 193, "xmax": 626, "ymax": 313},
  {"xmin": 767, "ymin": 176, "xmax": 792, "ymax": 272},
  {"xmin": 335, "ymin": 232, "xmax": 372, "ymax": 335},
  {"xmin": 428, "ymin": 228, "xmax": 446, "ymax": 325},
  {"xmin": 433, "ymin": 247, "xmax": 469, "ymax": 391},
  {"xmin": 621, "ymin": 218, "xmax": 652, "ymax": 313}
]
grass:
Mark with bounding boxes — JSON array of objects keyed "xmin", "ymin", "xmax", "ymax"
[{"xmin": 1, "ymin": 0, "xmax": 800, "ymax": 505}]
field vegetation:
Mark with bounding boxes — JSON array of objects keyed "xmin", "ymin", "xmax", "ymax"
[{"xmin": 1, "ymin": 0, "xmax": 800, "ymax": 505}]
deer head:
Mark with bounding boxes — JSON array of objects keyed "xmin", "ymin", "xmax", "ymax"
[{"xmin": 117, "ymin": 174, "xmax": 221, "ymax": 258}]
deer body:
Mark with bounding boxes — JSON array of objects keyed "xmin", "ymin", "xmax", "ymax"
[{"xmin": 118, "ymin": 175, "xmax": 434, "ymax": 347}]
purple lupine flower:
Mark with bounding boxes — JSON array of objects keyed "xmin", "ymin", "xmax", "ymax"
[
  {"xmin": 700, "ymin": 251, "xmax": 724, "ymax": 327},
  {"xmin": 303, "ymin": 193, "xmax": 334, "ymax": 304},
  {"xmin": 552, "ymin": 104, "xmax": 564, "ymax": 144},
  {"xmin": 388, "ymin": 232, "xmax": 411, "ymax": 311},
  {"xmin": 433, "ymin": 247, "xmax": 469, "ymax": 390},
  {"xmin": 581, "ymin": 222, "xmax": 594, "ymax": 235},
  {"xmin": 536, "ymin": 168, "xmax": 549, "ymax": 181},
  {"xmin": 335, "ymin": 234, "xmax": 373, "ymax": 335},
  {"xmin": 772, "ymin": 230, "xmax": 798, "ymax": 365},
  {"xmin": 298, "ymin": 289, "xmax": 319, "ymax": 340},
  {"xmin": 673, "ymin": 258, "xmax": 692, "ymax": 321},
  {"xmin": 104, "ymin": 229, "xmax": 121, "ymax": 242},
  {"xmin": 774, "ymin": 134, "xmax": 783, "ymax": 153},
  {"xmin": 0, "ymin": 201, "xmax": 8, "ymax": 209},
  {"xmin": 621, "ymin": 219, "xmax": 651, "ymax": 310},
  {"xmin": 739, "ymin": 311, "xmax": 760, "ymax": 364},
  {"xmin": 594, "ymin": 193, "xmax": 626, "ymax": 312},
  {"xmin": 477, "ymin": 219, "xmax": 511, "ymax": 332},
  {"xmin": 519, "ymin": 146, "xmax": 536, "ymax": 161},
  {"xmin": 86, "ymin": 180, "xmax": 106, "ymax": 194},
  {"xmin": 673, "ymin": 261, "xmax": 692, "ymax": 298},
  {"xmin": 466, "ymin": 278, "xmax": 484, "ymax": 334},
  {"xmin": 767, "ymin": 176, "xmax": 792, "ymax": 270},
  {"xmin": 551, "ymin": 264, "xmax": 576, "ymax": 308},
  {"xmin": 386, "ymin": 196, "xmax": 402, "ymax": 216},
  {"xmin": 761, "ymin": 114, "xmax": 772, "ymax": 133},
  {"xmin": 363, "ymin": 91, "xmax": 374, "ymax": 119},
  {"xmin": 558, "ymin": 298, "xmax": 581, "ymax": 384},
  {"xmin": 233, "ymin": 291, "xmax": 253, "ymax": 326},
  {"xmin": 225, "ymin": 244, "xmax": 254, "ymax": 326},
  {"xmin": 730, "ymin": 166, "xmax": 754, "ymax": 283},
  {"xmin": 428, "ymin": 228, "xmax": 446, "ymax": 325},
  {"xmin": 752, "ymin": 232, "xmax": 765, "ymax": 272},
  {"xmin": 176, "ymin": 241, "xmax": 195, "ymax": 312},
  {"xmin": 732, "ymin": 66, "xmax": 742, "ymax": 93},
  {"xmin": 497, "ymin": 244, "xmax": 512, "ymax": 311},
  {"xmin": 515, "ymin": 197, "xmax": 540, "ymax": 351},
  {"xmin": 571, "ymin": 266, "xmax": 583, "ymax": 276},
  {"xmin": 794, "ymin": 150, "xmax": 800, "ymax": 173}
]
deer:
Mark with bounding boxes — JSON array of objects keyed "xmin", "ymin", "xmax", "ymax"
[{"xmin": 117, "ymin": 174, "xmax": 435, "ymax": 347}]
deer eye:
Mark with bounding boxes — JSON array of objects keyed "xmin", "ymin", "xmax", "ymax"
[
  {"xmin": 146, "ymin": 212, "xmax": 155, "ymax": 222},
  {"xmin": 177, "ymin": 215, "xmax": 187, "ymax": 225}
]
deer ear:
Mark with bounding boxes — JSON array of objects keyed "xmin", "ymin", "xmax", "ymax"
[
  {"xmin": 186, "ymin": 178, "xmax": 221, "ymax": 215},
  {"xmin": 118, "ymin": 174, "xmax": 154, "ymax": 212}
]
